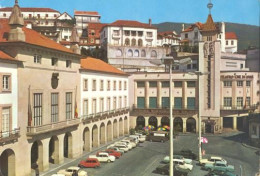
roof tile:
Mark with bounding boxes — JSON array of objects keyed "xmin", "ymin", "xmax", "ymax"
[
  {"xmin": 0, "ymin": 7, "xmax": 59, "ymax": 13},
  {"xmin": 0, "ymin": 50, "xmax": 15, "ymax": 61},
  {"xmin": 105, "ymin": 20, "xmax": 156, "ymax": 29},
  {"xmin": 225, "ymin": 32, "xmax": 237, "ymax": 39},
  {"xmin": 74, "ymin": 11, "xmax": 100, "ymax": 16}
]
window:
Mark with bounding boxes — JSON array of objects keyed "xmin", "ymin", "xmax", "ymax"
[
  {"xmin": 124, "ymin": 30, "xmax": 130, "ymax": 36},
  {"xmin": 119, "ymin": 97, "xmax": 122, "ymax": 108},
  {"xmin": 54, "ymin": 14, "xmax": 57, "ymax": 17},
  {"xmin": 151, "ymin": 50, "xmax": 157, "ymax": 58},
  {"xmin": 51, "ymin": 57, "xmax": 58, "ymax": 66},
  {"xmin": 174, "ymin": 81, "xmax": 182, "ymax": 87},
  {"xmin": 100, "ymin": 80, "xmax": 104, "ymax": 91},
  {"xmin": 224, "ymin": 81, "xmax": 232, "ymax": 87},
  {"xmin": 83, "ymin": 79, "xmax": 88, "ymax": 91},
  {"xmin": 113, "ymin": 97, "xmax": 117, "ymax": 109},
  {"xmin": 33, "ymin": 93, "xmax": 42, "ymax": 126},
  {"xmin": 237, "ymin": 97, "xmax": 243, "ymax": 108},
  {"xmin": 46, "ymin": 14, "xmax": 48, "ymax": 17},
  {"xmin": 224, "ymin": 97, "xmax": 232, "ymax": 108},
  {"xmin": 137, "ymin": 81, "xmax": 145, "ymax": 88},
  {"xmin": 134, "ymin": 50, "xmax": 139, "ymax": 57},
  {"xmin": 138, "ymin": 39, "xmax": 143, "ymax": 46},
  {"xmin": 51, "ymin": 93, "xmax": 59, "ymax": 122},
  {"xmin": 246, "ymin": 81, "xmax": 251, "ymax": 87},
  {"xmin": 29, "ymin": 14, "xmax": 32, "ymax": 18},
  {"xmin": 1, "ymin": 107, "xmax": 10, "ymax": 135},
  {"xmin": 194, "ymin": 32, "xmax": 198, "ymax": 38},
  {"xmin": 113, "ymin": 81, "xmax": 117, "ymax": 90},
  {"xmin": 187, "ymin": 97, "xmax": 196, "ymax": 109},
  {"xmin": 66, "ymin": 92, "xmax": 72, "ymax": 119},
  {"xmin": 237, "ymin": 81, "xmax": 243, "ymax": 87},
  {"xmin": 231, "ymin": 40, "xmax": 234, "ymax": 45},
  {"xmin": 138, "ymin": 31, "xmax": 143, "ymax": 37},
  {"xmin": 149, "ymin": 97, "xmax": 157, "ymax": 108},
  {"xmin": 187, "ymin": 64, "xmax": 191, "ymax": 69},
  {"xmin": 137, "ymin": 97, "xmax": 145, "ymax": 108},
  {"xmin": 2, "ymin": 75, "xmax": 11, "ymax": 91},
  {"xmin": 226, "ymin": 41, "xmax": 228, "ymax": 45},
  {"xmin": 119, "ymin": 81, "xmax": 122, "ymax": 90},
  {"xmin": 141, "ymin": 50, "xmax": 146, "ymax": 57},
  {"xmin": 113, "ymin": 30, "xmax": 119, "ymax": 36},
  {"xmin": 107, "ymin": 97, "xmax": 111, "ymax": 111},
  {"xmin": 131, "ymin": 39, "xmax": 136, "ymax": 46},
  {"xmin": 246, "ymin": 97, "xmax": 251, "ymax": 107},
  {"xmin": 124, "ymin": 81, "xmax": 127, "ymax": 90},
  {"xmin": 131, "ymin": 31, "xmax": 136, "ymax": 36},
  {"xmin": 107, "ymin": 80, "xmax": 110, "ymax": 91},
  {"xmin": 92, "ymin": 80, "xmax": 96, "ymax": 91},
  {"xmin": 66, "ymin": 60, "xmax": 71, "ymax": 68},
  {"xmin": 192, "ymin": 63, "xmax": 197, "ymax": 69},
  {"xmin": 91, "ymin": 30, "xmax": 95, "ymax": 36},
  {"xmin": 162, "ymin": 81, "xmax": 170, "ymax": 87},
  {"xmin": 83, "ymin": 99, "xmax": 88, "ymax": 115},
  {"xmin": 174, "ymin": 97, "xmax": 182, "ymax": 109},
  {"xmin": 116, "ymin": 49, "xmax": 122, "ymax": 56},
  {"xmin": 45, "ymin": 21, "xmax": 48, "ymax": 25},
  {"xmin": 37, "ymin": 14, "xmax": 40, "ymax": 19},
  {"xmin": 219, "ymin": 34, "xmax": 221, "ymax": 39},
  {"xmin": 162, "ymin": 97, "xmax": 169, "ymax": 108},
  {"xmin": 185, "ymin": 33, "xmax": 188, "ymax": 38},
  {"xmin": 34, "ymin": 54, "xmax": 42, "ymax": 64},
  {"xmin": 127, "ymin": 49, "xmax": 133, "ymax": 57},
  {"xmin": 92, "ymin": 99, "xmax": 96, "ymax": 114},
  {"xmin": 147, "ymin": 32, "xmax": 153, "ymax": 37},
  {"xmin": 207, "ymin": 36, "xmax": 212, "ymax": 41},
  {"xmin": 91, "ymin": 39, "xmax": 94, "ymax": 43},
  {"xmin": 149, "ymin": 81, "xmax": 157, "ymax": 87},
  {"xmin": 240, "ymin": 64, "xmax": 243, "ymax": 69},
  {"xmin": 187, "ymin": 81, "xmax": 196, "ymax": 87},
  {"xmin": 3, "ymin": 13, "xmax": 6, "ymax": 17},
  {"xmin": 100, "ymin": 98, "xmax": 104, "ymax": 112}
]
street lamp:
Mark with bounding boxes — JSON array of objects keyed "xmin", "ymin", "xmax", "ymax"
[
  {"xmin": 150, "ymin": 55, "xmax": 192, "ymax": 176},
  {"xmin": 188, "ymin": 71, "xmax": 210, "ymax": 161}
]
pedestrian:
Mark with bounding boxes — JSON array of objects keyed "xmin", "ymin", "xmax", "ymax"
[{"xmin": 72, "ymin": 170, "xmax": 78, "ymax": 176}]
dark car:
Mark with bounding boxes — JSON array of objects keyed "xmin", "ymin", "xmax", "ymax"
[
  {"xmin": 147, "ymin": 131, "xmax": 169, "ymax": 142},
  {"xmin": 175, "ymin": 149, "xmax": 197, "ymax": 160},
  {"xmin": 155, "ymin": 164, "xmax": 189, "ymax": 176}
]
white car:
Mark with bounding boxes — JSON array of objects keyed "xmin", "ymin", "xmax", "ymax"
[
  {"xmin": 163, "ymin": 155, "xmax": 192, "ymax": 164},
  {"xmin": 57, "ymin": 166, "xmax": 87, "ymax": 176},
  {"xmin": 113, "ymin": 144, "xmax": 129, "ymax": 152},
  {"xmin": 174, "ymin": 159, "xmax": 193, "ymax": 171},
  {"xmin": 89, "ymin": 152, "xmax": 115, "ymax": 163},
  {"xmin": 114, "ymin": 141, "xmax": 132, "ymax": 150},
  {"xmin": 199, "ymin": 156, "xmax": 227, "ymax": 166},
  {"xmin": 121, "ymin": 139, "xmax": 136, "ymax": 148},
  {"xmin": 134, "ymin": 133, "xmax": 146, "ymax": 142}
]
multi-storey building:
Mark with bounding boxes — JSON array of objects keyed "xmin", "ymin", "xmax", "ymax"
[
  {"xmin": 100, "ymin": 19, "xmax": 166, "ymax": 71},
  {"xmin": 80, "ymin": 57, "xmax": 129, "ymax": 151},
  {"xmin": 157, "ymin": 31, "xmax": 180, "ymax": 55},
  {"xmin": 224, "ymin": 32, "xmax": 238, "ymax": 53}
]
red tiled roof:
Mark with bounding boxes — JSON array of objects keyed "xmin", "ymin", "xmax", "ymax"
[
  {"xmin": 88, "ymin": 23, "xmax": 107, "ymax": 30},
  {"xmin": 0, "ymin": 7, "xmax": 59, "ymax": 13},
  {"xmin": 81, "ymin": 57, "xmax": 127, "ymax": 76},
  {"xmin": 201, "ymin": 15, "xmax": 217, "ymax": 31},
  {"xmin": 0, "ymin": 19, "xmax": 74, "ymax": 54},
  {"xmin": 105, "ymin": 20, "xmax": 156, "ymax": 29},
  {"xmin": 0, "ymin": 50, "xmax": 15, "ymax": 61},
  {"xmin": 183, "ymin": 22, "xmax": 203, "ymax": 32},
  {"xmin": 74, "ymin": 11, "xmax": 100, "ymax": 16},
  {"xmin": 225, "ymin": 32, "xmax": 237, "ymax": 39}
]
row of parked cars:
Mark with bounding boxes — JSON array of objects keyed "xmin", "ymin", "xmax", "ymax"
[{"xmin": 53, "ymin": 133, "xmax": 146, "ymax": 176}]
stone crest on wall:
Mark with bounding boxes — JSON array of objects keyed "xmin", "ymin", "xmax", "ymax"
[{"xmin": 203, "ymin": 42, "xmax": 215, "ymax": 58}]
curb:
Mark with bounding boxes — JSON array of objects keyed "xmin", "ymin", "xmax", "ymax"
[{"xmin": 241, "ymin": 142, "xmax": 260, "ymax": 151}]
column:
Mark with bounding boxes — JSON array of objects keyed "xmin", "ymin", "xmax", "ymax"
[
  {"xmin": 57, "ymin": 134, "xmax": 65, "ymax": 164},
  {"xmin": 157, "ymin": 116, "xmax": 162, "ymax": 127},
  {"xmin": 145, "ymin": 116, "xmax": 149, "ymax": 126},
  {"xmin": 232, "ymin": 80, "xmax": 237, "ymax": 108},
  {"xmin": 157, "ymin": 81, "xmax": 162, "ymax": 108},
  {"xmin": 182, "ymin": 81, "xmax": 187, "ymax": 108},
  {"xmin": 183, "ymin": 118, "xmax": 187, "ymax": 133},
  {"xmin": 233, "ymin": 116, "xmax": 237, "ymax": 130},
  {"xmin": 220, "ymin": 117, "xmax": 223, "ymax": 131},
  {"xmin": 145, "ymin": 81, "xmax": 149, "ymax": 108},
  {"xmin": 134, "ymin": 82, "xmax": 137, "ymax": 107},
  {"xmin": 42, "ymin": 138, "xmax": 50, "ymax": 171}
]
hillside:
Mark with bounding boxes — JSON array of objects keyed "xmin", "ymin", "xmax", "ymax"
[{"xmin": 154, "ymin": 22, "xmax": 259, "ymax": 51}]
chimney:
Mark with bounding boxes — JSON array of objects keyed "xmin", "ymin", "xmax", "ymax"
[
  {"xmin": 182, "ymin": 24, "xmax": 185, "ymax": 31},
  {"xmin": 8, "ymin": 0, "xmax": 25, "ymax": 41},
  {"xmin": 70, "ymin": 25, "xmax": 80, "ymax": 54},
  {"xmin": 149, "ymin": 18, "xmax": 152, "ymax": 26}
]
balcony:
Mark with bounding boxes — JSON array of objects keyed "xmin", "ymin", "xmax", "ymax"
[
  {"xmin": 220, "ymin": 105, "xmax": 258, "ymax": 116},
  {"xmin": 145, "ymin": 35, "xmax": 153, "ymax": 40},
  {"xmin": 27, "ymin": 118, "xmax": 81, "ymax": 137},
  {"xmin": 0, "ymin": 128, "xmax": 20, "ymax": 145},
  {"xmin": 82, "ymin": 107, "xmax": 130, "ymax": 123},
  {"xmin": 131, "ymin": 105, "xmax": 198, "ymax": 116},
  {"xmin": 112, "ymin": 34, "xmax": 120, "ymax": 39}
]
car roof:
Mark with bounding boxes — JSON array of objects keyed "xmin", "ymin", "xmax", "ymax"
[
  {"xmin": 215, "ymin": 161, "xmax": 226, "ymax": 164},
  {"xmin": 210, "ymin": 156, "xmax": 223, "ymax": 160},
  {"xmin": 87, "ymin": 158, "xmax": 98, "ymax": 161},
  {"xmin": 67, "ymin": 166, "xmax": 80, "ymax": 170}
]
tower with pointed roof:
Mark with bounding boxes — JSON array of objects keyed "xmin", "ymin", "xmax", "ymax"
[
  {"xmin": 70, "ymin": 25, "xmax": 80, "ymax": 54},
  {"xmin": 8, "ymin": 0, "xmax": 25, "ymax": 41}
]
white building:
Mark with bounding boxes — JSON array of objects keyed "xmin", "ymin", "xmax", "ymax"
[{"xmin": 224, "ymin": 32, "xmax": 238, "ymax": 53}]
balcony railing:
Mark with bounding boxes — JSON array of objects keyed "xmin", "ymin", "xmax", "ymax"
[
  {"xmin": 82, "ymin": 107, "xmax": 130, "ymax": 123},
  {"xmin": 27, "ymin": 118, "xmax": 81, "ymax": 136},
  {"xmin": 112, "ymin": 34, "xmax": 120, "ymax": 38},
  {"xmin": 220, "ymin": 105, "xmax": 258, "ymax": 110},
  {"xmin": 0, "ymin": 128, "xmax": 20, "ymax": 145}
]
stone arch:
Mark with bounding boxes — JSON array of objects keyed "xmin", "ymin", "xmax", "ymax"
[
  {"xmin": 119, "ymin": 117, "xmax": 124, "ymax": 136},
  {"xmin": 100, "ymin": 122, "xmax": 106, "ymax": 144},
  {"xmin": 113, "ymin": 119, "xmax": 118, "ymax": 138},
  {"xmin": 186, "ymin": 117, "xmax": 196, "ymax": 133},
  {"xmin": 134, "ymin": 50, "xmax": 139, "ymax": 57},
  {"xmin": 49, "ymin": 136, "xmax": 59, "ymax": 163},
  {"xmin": 0, "ymin": 149, "xmax": 15, "ymax": 176},
  {"xmin": 83, "ymin": 127, "xmax": 91, "ymax": 151},
  {"xmin": 107, "ymin": 120, "xmax": 113, "ymax": 141},
  {"xmin": 138, "ymin": 39, "xmax": 143, "ymax": 46},
  {"xmin": 64, "ymin": 133, "xmax": 72, "ymax": 159},
  {"xmin": 125, "ymin": 38, "xmax": 130, "ymax": 46},
  {"xmin": 136, "ymin": 116, "xmax": 145, "ymax": 129},
  {"xmin": 161, "ymin": 116, "xmax": 169, "ymax": 126},
  {"xmin": 131, "ymin": 39, "xmax": 136, "ymax": 46},
  {"xmin": 92, "ymin": 124, "xmax": 99, "ymax": 148},
  {"xmin": 124, "ymin": 116, "xmax": 128, "ymax": 134},
  {"xmin": 116, "ymin": 49, "xmax": 122, "ymax": 57},
  {"xmin": 149, "ymin": 116, "xmax": 158, "ymax": 129},
  {"xmin": 151, "ymin": 50, "xmax": 157, "ymax": 58},
  {"xmin": 141, "ymin": 50, "xmax": 146, "ymax": 57},
  {"xmin": 127, "ymin": 49, "xmax": 133, "ymax": 57},
  {"xmin": 31, "ymin": 140, "xmax": 43, "ymax": 172},
  {"xmin": 174, "ymin": 117, "xmax": 183, "ymax": 132}
]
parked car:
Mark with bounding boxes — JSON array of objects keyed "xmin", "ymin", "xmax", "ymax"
[
  {"xmin": 98, "ymin": 149, "xmax": 121, "ymax": 159},
  {"xmin": 200, "ymin": 156, "xmax": 227, "ymax": 166},
  {"xmin": 175, "ymin": 149, "xmax": 197, "ymax": 160},
  {"xmin": 134, "ymin": 133, "xmax": 146, "ymax": 142},
  {"xmin": 206, "ymin": 170, "xmax": 237, "ymax": 176},
  {"xmin": 57, "ymin": 166, "xmax": 87, "ymax": 176},
  {"xmin": 89, "ymin": 152, "xmax": 116, "ymax": 163},
  {"xmin": 107, "ymin": 146, "xmax": 124, "ymax": 155},
  {"xmin": 147, "ymin": 131, "xmax": 169, "ymax": 142},
  {"xmin": 78, "ymin": 158, "xmax": 100, "ymax": 168},
  {"xmin": 202, "ymin": 161, "xmax": 235, "ymax": 172},
  {"xmin": 174, "ymin": 159, "xmax": 193, "ymax": 171},
  {"xmin": 114, "ymin": 141, "xmax": 132, "ymax": 150},
  {"xmin": 163, "ymin": 155, "xmax": 192, "ymax": 164},
  {"xmin": 129, "ymin": 135, "xmax": 140, "ymax": 143},
  {"xmin": 113, "ymin": 144, "xmax": 129, "ymax": 152},
  {"xmin": 121, "ymin": 139, "xmax": 136, "ymax": 148},
  {"xmin": 155, "ymin": 164, "xmax": 189, "ymax": 176}
]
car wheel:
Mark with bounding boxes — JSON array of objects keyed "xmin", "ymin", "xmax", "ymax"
[{"xmin": 107, "ymin": 159, "xmax": 111, "ymax": 163}]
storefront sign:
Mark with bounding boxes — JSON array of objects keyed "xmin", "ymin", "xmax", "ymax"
[{"xmin": 221, "ymin": 75, "xmax": 254, "ymax": 79}]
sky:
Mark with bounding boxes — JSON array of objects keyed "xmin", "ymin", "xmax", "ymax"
[{"xmin": 0, "ymin": 0, "xmax": 259, "ymax": 26}]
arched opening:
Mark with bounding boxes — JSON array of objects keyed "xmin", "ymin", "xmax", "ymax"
[
  {"xmin": 136, "ymin": 116, "xmax": 145, "ymax": 129},
  {"xmin": 174, "ymin": 117, "xmax": 183, "ymax": 132},
  {"xmin": 49, "ymin": 136, "xmax": 59, "ymax": 164},
  {"xmin": 141, "ymin": 50, "xmax": 146, "ymax": 57},
  {"xmin": 151, "ymin": 50, "xmax": 157, "ymax": 58},
  {"xmin": 100, "ymin": 123, "xmax": 106, "ymax": 144},
  {"xmin": 119, "ymin": 118, "xmax": 124, "ymax": 136},
  {"xmin": 125, "ymin": 38, "xmax": 130, "ymax": 46},
  {"xmin": 134, "ymin": 50, "xmax": 139, "ymax": 57},
  {"xmin": 138, "ymin": 39, "xmax": 143, "ymax": 46},
  {"xmin": 127, "ymin": 49, "xmax": 133, "ymax": 57},
  {"xmin": 186, "ymin": 117, "xmax": 196, "ymax": 133},
  {"xmin": 149, "ymin": 116, "xmax": 158, "ymax": 129},
  {"xmin": 107, "ymin": 121, "xmax": 113, "ymax": 141},
  {"xmin": 131, "ymin": 39, "xmax": 136, "ymax": 46},
  {"xmin": 92, "ymin": 124, "xmax": 99, "ymax": 148},
  {"xmin": 83, "ymin": 127, "xmax": 90, "ymax": 151},
  {"xmin": 161, "ymin": 116, "xmax": 169, "ymax": 126},
  {"xmin": 116, "ymin": 49, "xmax": 122, "ymax": 57},
  {"xmin": 0, "ymin": 149, "xmax": 15, "ymax": 176},
  {"xmin": 64, "ymin": 133, "xmax": 72, "ymax": 158},
  {"xmin": 113, "ymin": 119, "xmax": 118, "ymax": 139},
  {"xmin": 124, "ymin": 116, "xmax": 128, "ymax": 134}
]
